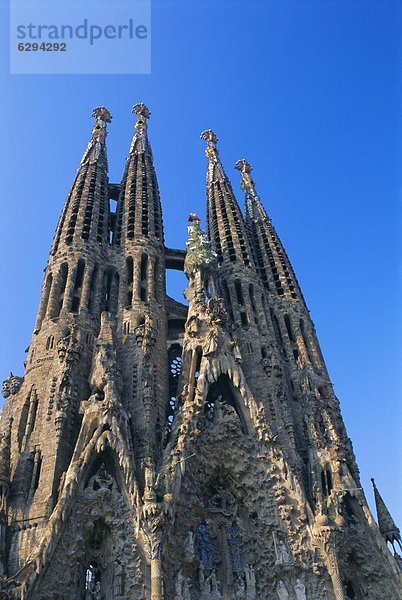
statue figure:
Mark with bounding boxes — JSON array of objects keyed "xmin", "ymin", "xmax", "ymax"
[
  {"xmin": 182, "ymin": 577, "xmax": 191, "ymax": 600},
  {"xmin": 183, "ymin": 531, "xmax": 195, "ymax": 562},
  {"xmin": 9, "ymin": 374, "xmax": 23, "ymax": 395},
  {"xmin": 276, "ymin": 580, "xmax": 290, "ymax": 600},
  {"xmin": 245, "ymin": 564, "xmax": 256, "ymax": 599},
  {"xmin": 186, "ymin": 315, "xmax": 200, "ymax": 337},
  {"xmin": 230, "ymin": 337, "xmax": 242, "ymax": 363},
  {"xmin": 2, "ymin": 373, "xmax": 24, "ymax": 399},
  {"xmin": 175, "ymin": 570, "xmax": 184, "ymax": 600},
  {"xmin": 203, "ymin": 325, "xmax": 220, "ymax": 357},
  {"xmin": 275, "ymin": 539, "xmax": 290, "ymax": 565},
  {"xmin": 294, "ymin": 578, "xmax": 306, "ymax": 600},
  {"xmin": 93, "ymin": 581, "xmax": 101, "ymax": 599}
]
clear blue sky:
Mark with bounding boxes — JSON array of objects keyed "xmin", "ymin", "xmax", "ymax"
[{"xmin": 0, "ymin": 1, "xmax": 401, "ymax": 527}]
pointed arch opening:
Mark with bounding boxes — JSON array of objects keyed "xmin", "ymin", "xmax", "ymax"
[{"xmin": 204, "ymin": 374, "xmax": 248, "ymax": 434}]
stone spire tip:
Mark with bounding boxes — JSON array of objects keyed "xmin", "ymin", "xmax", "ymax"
[
  {"xmin": 200, "ymin": 129, "xmax": 218, "ymax": 145},
  {"xmin": 235, "ymin": 159, "xmax": 253, "ymax": 174},
  {"xmin": 132, "ymin": 103, "xmax": 151, "ymax": 119},
  {"xmin": 91, "ymin": 107, "xmax": 112, "ymax": 123}
]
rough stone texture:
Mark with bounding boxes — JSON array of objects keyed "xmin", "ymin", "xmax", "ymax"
[{"xmin": 0, "ymin": 107, "xmax": 401, "ymax": 600}]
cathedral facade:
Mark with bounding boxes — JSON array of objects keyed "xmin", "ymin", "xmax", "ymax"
[{"xmin": 0, "ymin": 105, "xmax": 401, "ymax": 599}]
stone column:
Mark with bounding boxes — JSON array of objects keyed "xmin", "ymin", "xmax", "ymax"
[
  {"xmin": 80, "ymin": 263, "xmax": 93, "ymax": 311},
  {"xmin": 150, "ymin": 538, "xmax": 163, "ymax": 600},
  {"xmin": 147, "ymin": 258, "xmax": 155, "ymax": 302},
  {"xmin": 62, "ymin": 263, "xmax": 78, "ymax": 313},
  {"xmin": 34, "ymin": 273, "xmax": 53, "ymax": 331},
  {"xmin": 133, "ymin": 255, "xmax": 141, "ymax": 301}
]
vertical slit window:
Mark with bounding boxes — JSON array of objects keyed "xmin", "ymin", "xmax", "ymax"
[
  {"xmin": 54, "ymin": 263, "xmax": 68, "ymax": 318},
  {"xmin": 37, "ymin": 272, "xmax": 53, "ymax": 327},
  {"xmin": 222, "ymin": 280, "xmax": 234, "ymax": 322},
  {"xmin": 284, "ymin": 314, "xmax": 295, "ymax": 342},
  {"xmin": 109, "ymin": 272, "xmax": 119, "ymax": 314},
  {"xmin": 70, "ymin": 259, "xmax": 85, "ymax": 313},
  {"xmin": 126, "ymin": 156, "xmax": 138, "ymax": 240},
  {"xmin": 81, "ymin": 169, "xmax": 97, "ymax": 240},
  {"xmin": 140, "ymin": 254, "xmax": 148, "ymax": 302},
  {"xmin": 234, "ymin": 280, "xmax": 244, "ymax": 306},
  {"xmin": 88, "ymin": 265, "xmax": 98, "ymax": 315},
  {"xmin": 126, "ymin": 256, "xmax": 134, "ymax": 307}
]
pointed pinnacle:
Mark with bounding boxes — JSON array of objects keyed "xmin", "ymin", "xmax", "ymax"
[
  {"xmin": 235, "ymin": 158, "xmax": 255, "ymax": 193},
  {"xmin": 200, "ymin": 129, "xmax": 218, "ymax": 146},
  {"xmin": 371, "ymin": 478, "xmax": 401, "ymax": 542},
  {"xmin": 132, "ymin": 103, "xmax": 151, "ymax": 119},
  {"xmin": 235, "ymin": 159, "xmax": 253, "ymax": 174},
  {"xmin": 92, "ymin": 107, "xmax": 112, "ymax": 123}
]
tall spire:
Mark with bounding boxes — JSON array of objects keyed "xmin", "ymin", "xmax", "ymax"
[
  {"xmin": 51, "ymin": 107, "xmax": 112, "ymax": 253},
  {"xmin": 114, "ymin": 103, "xmax": 164, "ymax": 244},
  {"xmin": 200, "ymin": 130, "xmax": 254, "ymax": 269},
  {"xmin": 371, "ymin": 478, "xmax": 402, "ymax": 551},
  {"xmin": 235, "ymin": 158, "xmax": 303, "ymax": 302}
]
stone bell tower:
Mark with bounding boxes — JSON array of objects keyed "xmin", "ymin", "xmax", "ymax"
[{"xmin": 0, "ymin": 106, "xmax": 401, "ymax": 600}]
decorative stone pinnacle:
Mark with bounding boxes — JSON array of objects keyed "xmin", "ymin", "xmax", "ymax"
[
  {"xmin": 200, "ymin": 129, "xmax": 218, "ymax": 146},
  {"xmin": 235, "ymin": 158, "xmax": 255, "ymax": 191},
  {"xmin": 92, "ymin": 107, "xmax": 112, "ymax": 123},
  {"xmin": 235, "ymin": 159, "xmax": 252, "ymax": 174},
  {"xmin": 132, "ymin": 103, "xmax": 151, "ymax": 120},
  {"xmin": 188, "ymin": 213, "xmax": 201, "ymax": 223},
  {"xmin": 201, "ymin": 130, "xmax": 219, "ymax": 161},
  {"xmin": 90, "ymin": 107, "xmax": 111, "ymax": 143}
]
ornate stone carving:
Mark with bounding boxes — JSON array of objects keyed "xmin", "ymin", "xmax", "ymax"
[
  {"xmin": 1, "ymin": 373, "xmax": 23, "ymax": 399},
  {"xmin": 276, "ymin": 580, "xmax": 290, "ymax": 600},
  {"xmin": 294, "ymin": 578, "xmax": 307, "ymax": 600},
  {"xmin": 57, "ymin": 325, "xmax": 82, "ymax": 366}
]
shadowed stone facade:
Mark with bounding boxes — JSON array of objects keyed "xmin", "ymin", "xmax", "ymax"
[{"xmin": 0, "ymin": 105, "xmax": 401, "ymax": 599}]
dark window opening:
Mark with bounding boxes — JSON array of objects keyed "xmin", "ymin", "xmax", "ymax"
[
  {"xmin": 87, "ymin": 265, "xmax": 98, "ymax": 315},
  {"xmin": 71, "ymin": 296, "xmax": 80, "ymax": 313},
  {"xmin": 46, "ymin": 335, "xmax": 54, "ymax": 351},
  {"xmin": 85, "ymin": 562, "xmax": 100, "ymax": 596},
  {"xmin": 204, "ymin": 374, "xmax": 247, "ymax": 434},
  {"xmin": 284, "ymin": 314, "xmax": 295, "ymax": 342},
  {"xmin": 53, "ymin": 262, "xmax": 68, "ymax": 318},
  {"xmin": 240, "ymin": 311, "xmax": 248, "ymax": 326},
  {"xmin": 345, "ymin": 581, "xmax": 356, "ymax": 599},
  {"xmin": 227, "ymin": 525, "xmax": 243, "ymax": 573},
  {"xmin": 39, "ymin": 273, "xmax": 53, "ymax": 325},
  {"xmin": 166, "ymin": 345, "xmax": 183, "ymax": 438},
  {"xmin": 321, "ymin": 467, "xmax": 333, "ymax": 497},
  {"xmin": 126, "ymin": 256, "xmax": 134, "ymax": 307},
  {"xmin": 140, "ymin": 253, "xmax": 148, "ymax": 302},
  {"xmin": 235, "ymin": 280, "xmax": 244, "ymax": 306},
  {"xmin": 326, "ymin": 469, "xmax": 333, "ymax": 494},
  {"xmin": 33, "ymin": 453, "xmax": 42, "ymax": 492},
  {"xmin": 221, "ymin": 280, "xmax": 234, "ymax": 322},
  {"xmin": 196, "ymin": 522, "xmax": 214, "ymax": 568}
]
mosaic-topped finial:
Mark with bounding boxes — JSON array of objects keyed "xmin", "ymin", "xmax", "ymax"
[
  {"xmin": 132, "ymin": 103, "xmax": 151, "ymax": 120},
  {"xmin": 200, "ymin": 129, "xmax": 218, "ymax": 146},
  {"xmin": 132, "ymin": 103, "xmax": 150, "ymax": 137},
  {"xmin": 200, "ymin": 130, "xmax": 219, "ymax": 160},
  {"xmin": 188, "ymin": 213, "xmax": 201, "ymax": 223},
  {"xmin": 91, "ymin": 107, "xmax": 112, "ymax": 142},
  {"xmin": 235, "ymin": 158, "xmax": 254, "ymax": 191},
  {"xmin": 92, "ymin": 107, "xmax": 112, "ymax": 123}
]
